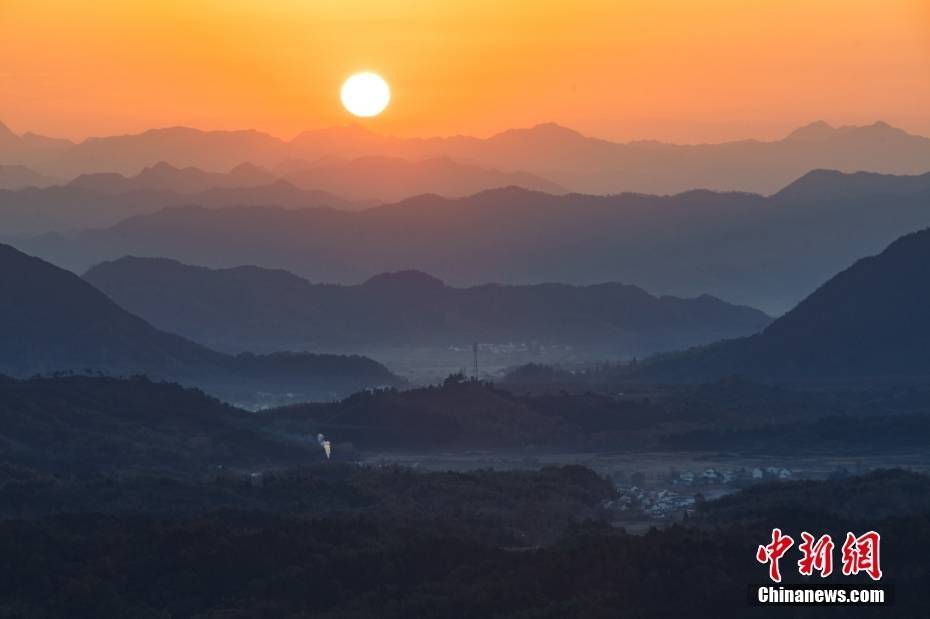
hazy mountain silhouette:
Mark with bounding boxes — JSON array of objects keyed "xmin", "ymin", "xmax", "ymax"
[
  {"xmin": 191, "ymin": 180, "xmax": 373, "ymax": 210},
  {"xmin": 0, "ymin": 165, "xmax": 58, "ymax": 190},
  {"xmin": 7, "ymin": 119, "xmax": 929, "ymax": 195},
  {"xmin": 0, "ymin": 244, "xmax": 402, "ymax": 402},
  {"xmin": 83, "ymin": 258, "xmax": 770, "ymax": 356},
  {"xmin": 17, "ymin": 170, "xmax": 930, "ymax": 313},
  {"xmin": 459, "ymin": 120, "xmax": 930, "ymax": 194},
  {"xmin": 45, "ymin": 126, "xmax": 285, "ymax": 178},
  {"xmin": 68, "ymin": 161, "xmax": 277, "ymax": 194},
  {"xmin": 0, "ymin": 181, "xmax": 364, "ymax": 235},
  {"xmin": 0, "ymin": 121, "xmax": 73, "ymax": 167},
  {"xmin": 774, "ymin": 168, "xmax": 930, "ymax": 201},
  {"xmin": 283, "ymin": 156, "xmax": 566, "ymax": 201},
  {"xmin": 638, "ymin": 227, "xmax": 930, "ymax": 381},
  {"xmin": 65, "ymin": 156, "xmax": 564, "ymax": 202}
]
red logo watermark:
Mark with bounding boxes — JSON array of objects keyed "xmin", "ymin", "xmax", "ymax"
[{"xmin": 757, "ymin": 529, "xmax": 882, "ymax": 582}]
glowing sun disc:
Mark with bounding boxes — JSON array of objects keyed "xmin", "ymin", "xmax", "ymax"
[{"xmin": 341, "ymin": 72, "xmax": 390, "ymax": 117}]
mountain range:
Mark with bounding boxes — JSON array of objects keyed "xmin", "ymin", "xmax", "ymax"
[
  {"xmin": 2, "ymin": 119, "xmax": 929, "ymax": 195},
  {"xmin": 0, "ymin": 178, "xmax": 363, "ymax": 235},
  {"xmin": 83, "ymin": 258, "xmax": 770, "ymax": 357},
  {"xmin": 0, "ymin": 121, "xmax": 73, "ymax": 167},
  {"xmin": 67, "ymin": 161, "xmax": 278, "ymax": 194},
  {"xmin": 637, "ymin": 226, "xmax": 930, "ymax": 381},
  {"xmin": 282, "ymin": 155, "xmax": 565, "ymax": 201},
  {"xmin": 0, "ymin": 165, "xmax": 59, "ymax": 190},
  {"xmin": 15, "ymin": 170, "xmax": 930, "ymax": 313},
  {"xmin": 0, "ymin": 243, "xmax": 402, "ymax": 404},
  {"xmin": 0, "ymin": 156, "xmax": 569, "ymax": 234}
]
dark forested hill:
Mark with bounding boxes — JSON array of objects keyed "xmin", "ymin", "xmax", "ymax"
[
  {"xmin": 83, "ymin": 257, "xmax": 770, "ymax": 356},
  {"xmin": 0, "ymin": 375, "xmax": 315, "ymax": 473},
  {"xmin": 0, "ymin": 244, "xmax": 402, "ymax": 403},
  {"xmin": 270, "ymin": 376, "xmax": 930, "ymax": 453},
  {"xmin": 638, "ymin": 227, "xmax": 930, "ymax": 382}
]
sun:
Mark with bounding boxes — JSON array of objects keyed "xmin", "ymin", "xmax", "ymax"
[{"xmin": 340, "ymin": 72, "xmax": 391, "ymax": 118}]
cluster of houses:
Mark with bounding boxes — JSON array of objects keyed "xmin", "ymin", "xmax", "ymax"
[
  {"xmin": 603, "ymin": 486, "xmax": 696, "ymax": 519},
  {"xmin": 602, "ymin": 465, "xmax": 797, "ymax": 520},
  {"xmin": 672, "ymin": 466, "xmax": 793, "ymax": 486}
]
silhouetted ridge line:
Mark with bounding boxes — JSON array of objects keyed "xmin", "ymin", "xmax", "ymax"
[{"xmin": 0, "ymin": 243, "xmax": 403, "ymax": 404}]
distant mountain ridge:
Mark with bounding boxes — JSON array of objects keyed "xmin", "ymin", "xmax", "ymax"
[
  {"xmin": 3, "ymin": 118, "xmax": 929, "ymax": 195},
  {"xmin": 0, "ymin": 121, "xmax": 73, "ymax": 166},
  {"xmin": 0, "ymin": 179, "xmax": 365, "ymax": 235},
  {"xmin": 59, "ymin": 157, "xmax": 565, "ymax": 202},
  {"xmin": 0, "ymin": 165, "xmax": 59, "ymax": 190},
  {"xmin": 83, "ymin": 258, "xmax": 771, "ymax": 357},
  {"xmin": 68, "ymin": 161, "xmax": 277, "ymax": 194},
  {"xmin": 18, "ymin": 170, "xmax": 930, "ymax": 313},
  {"xmin": 283, "ymin": 156, "xmax": 566, "ymax": 201},
  {"xmin": 637, "ymin": 227, "xmax": 930, "ymax": 381},
  {"xmin": 773, "ymin": 168, "xmax": 930, "ymax": 201},
  {"xmin": 0, "ymin": 243, "xmax": 403, "ymax": 404}
]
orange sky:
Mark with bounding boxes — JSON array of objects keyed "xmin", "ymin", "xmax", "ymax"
[{"xmin": 2, "ymin": 0, "xmax": 929, "ymax": 143}]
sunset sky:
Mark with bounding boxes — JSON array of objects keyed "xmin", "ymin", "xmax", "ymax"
[{"xmin": 3, "ymin": 0, "xmax": 929, "ymax": 143}]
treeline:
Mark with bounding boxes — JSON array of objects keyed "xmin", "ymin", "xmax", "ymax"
[
  {"xmin": 269, "ymin": 375, "xmax": 930, "ymax": 454},
  {"xmin": 0, "ymin": 463, "xmax": 616, "ymax": 546},
  {"xmin": 6, "ymin": 373, "xmax": 930, "ymax": 478},
  {"xmin": 0, "ymin": 374, "xmax": 317, "ymax": 474},
  {"xmin": 2, "ymin": 470, "xmax": 928, "ymax": 617}
]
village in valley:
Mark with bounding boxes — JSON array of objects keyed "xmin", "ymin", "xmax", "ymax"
[{"xmin": 606, "ymin": 465, "xmax": 796, "ymax": 521}]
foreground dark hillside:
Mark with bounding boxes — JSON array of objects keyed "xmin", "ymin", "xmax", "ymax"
[
  {"xmin": 1, "ymin": 369, "xmax": 926, "ymax": 616},
  {"xmin": 1, "ymin": 468, "xmax": 926, "ymax": 617},
  {"xmin": 696, "ymin": 469, "xmax": 930, "ymax": 528},
  {"xmin": 0, "ymin": 464, "xmax": 614, "ymax": 544},
  {"xmin": 84, "ymin": 258, "xmax": 770, "ymax": 356}
]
